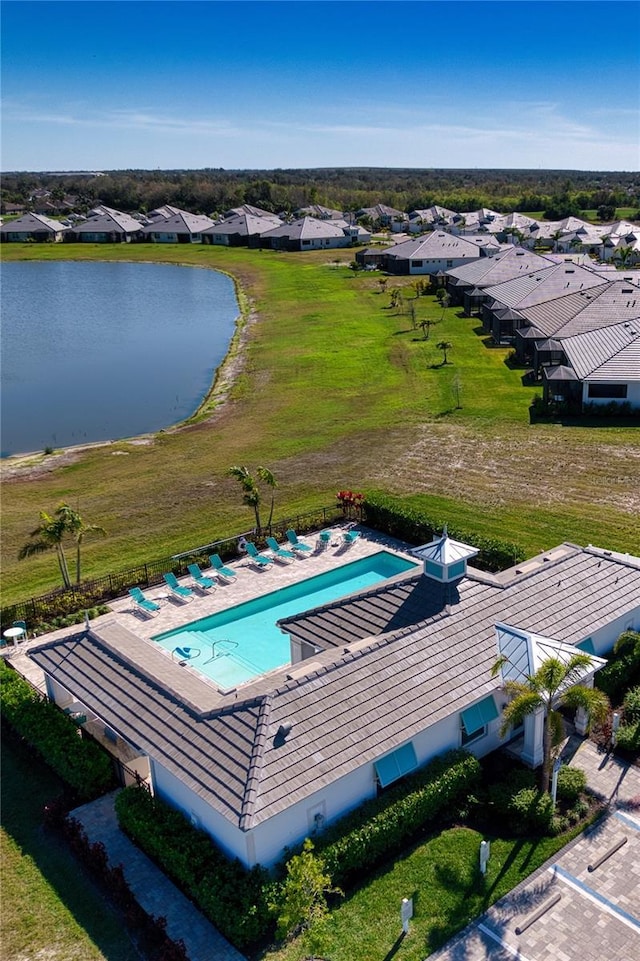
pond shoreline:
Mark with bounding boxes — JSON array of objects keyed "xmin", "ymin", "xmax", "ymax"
[{"xmin": 1, "ymin": 258, "xmax": 253, "ymax": 478}]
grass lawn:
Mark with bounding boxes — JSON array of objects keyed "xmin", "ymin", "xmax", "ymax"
[
  {"xmin": 0, "ymin": 733, "xmax": 138, "ymax": 961},
  {"xmin": 1, "ymin": 244, "xmax": 639, "ymax": 606},
  {"xmin": 258, "ymin": 823, "xmax": 589, "ymax": 961}
]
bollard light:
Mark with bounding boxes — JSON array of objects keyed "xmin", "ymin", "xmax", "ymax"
[
  {"xmin": 479, "ymin": 839, "xmax": 491, "ymax": 875},
  {"xmin": 401, "ymin": 897, "xmax": 413, "ymax": 935},
  {"xmin": 551, "ymin": 757, "xmax": 562, "ymax": 806}
]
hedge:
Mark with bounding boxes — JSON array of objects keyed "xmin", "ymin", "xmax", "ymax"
[
  {"xmin": 115, "ymin": 786, "xmax": 273, "ymax": 950},
  {"xmin": 0, "ymin": 659, "xmax": 113, "ymax": 799},
  {"xmin": 313, "ymin": 749, "xmax": 481, "ymax": 887},
  {"xmin": 116, "ymin": 749, "xmax": 481, "ymax": 945},
  {"xmin": 363, "ymin": 493, "xmax": 525, "ymax": 573}
]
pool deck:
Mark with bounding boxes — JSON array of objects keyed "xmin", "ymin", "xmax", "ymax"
[
  {"xmin": 106, "ymin": 523, "xmax": 417, "ymax": 642},
  {"xmin": 6, "ymin": 524, "xmax": 418, "ymax": 694}
]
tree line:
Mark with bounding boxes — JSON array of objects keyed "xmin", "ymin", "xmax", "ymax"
[{"xmin": 3, "ymin": 167, "xmax": 639, "ymax": 221}]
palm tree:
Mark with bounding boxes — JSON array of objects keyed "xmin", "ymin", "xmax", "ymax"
[
  {"xmin": 229, "ymin": 465, "xmax": 262, "ymax": 532},
  {"xmin": 436, "ymin": 340, "xmax": 453, "ymax": 364},
  {"xmin": 257, "ymin": 466, "xmax": 277, "ymax": 531},
  {"xmin": 18, "ymin": 508, "xmax": 73, "ymax": 588},
  {"xmin": 72, "ymin": 518, "xmax": 107, "ymax": 583},
  {"xmin": 492, "ymin": 653, "xmax": 609, "ymax": 793}
]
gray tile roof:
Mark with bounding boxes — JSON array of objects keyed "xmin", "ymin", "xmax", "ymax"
[
  {"xmin": 29, "ymin": 545, "xmax": 640, "ymax": 831},
  {"xmin": 483, "ymin": 263, "xmax": 608, "ymax": 311},
  {"xmin": 260, "ymin": 217, "xmax": 346, "ymax": 241},
  {"xmin": 0, "ymin": 211, "xmax": 69, "ymax": 234},
  {"xmin": 520, "ymin": 279, "xmax": 640, "ymax": 338},
  {"xmin": 203, "ymin": 213, "xmax": 283, "ymax": 237},
  {"xmin": 141, "ymin": 211, "xmax": 216, "ymax": 234},
  {"xmin": 560, "ymin": 322, "xmax": 640, "ymax": 380},
  {"xmin": 446, "ymin": 247, "xmax": 554, "ymax": 287},
  {"xmin": 384, "ymin": 232, "xmax": 483, "ymax": 262}
]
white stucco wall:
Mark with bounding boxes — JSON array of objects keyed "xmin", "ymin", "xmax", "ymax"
[
  {"xmin": 582, "ymin": 380, "xmax": 640, "ymax": 410},
  {"xmin": 407, "ymin": 255, "xmax": 479, "ymax": 275}
]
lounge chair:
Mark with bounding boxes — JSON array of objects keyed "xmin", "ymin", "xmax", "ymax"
[
  {"xmin": 343, "ymin": 530, "xmax": 360, "ymax": 546},
  {"xmin": 129, "ymin": 587, "xmax": 161, "ymax": 616},
  {"xmin": 187, "ymin": 563, "xmax": 216, "ymax": 592},
  {"xmin": 163, "ymin": 572, "xmax": 194, "ymax": 601},
  {"xmin": 245, "ymin": 541, "xmax": 274, "ymax": 568},
  {"xmin": 285, "ymin": 529, "xmax": 312, "ymax": 554},
  {"xmin": 317, "ymin": 530, "xmax": 332, "ymax": 550},
  {"xmin": 266, "ymin": 536, "xmax": 296, "ymax": 563},
  {"xmin": 208, "ymin": 553, "xmax": 237, "ymax": 582}
]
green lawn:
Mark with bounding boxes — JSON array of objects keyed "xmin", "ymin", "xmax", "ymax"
[
  {"xmin": 0, "ymin": 734, "xmax": 138, "ymax": 961},
  {"xmin": 1, "ymin": 243, "xmax": 639, "ymax": 606},
  {"xmin": 259, "ymin": 824, "xmax": 587, "ymax": 961}
]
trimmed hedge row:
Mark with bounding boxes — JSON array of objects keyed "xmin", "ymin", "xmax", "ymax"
[
  {"xmin": 0, "ymin": 659, "xmax": 113, "ymax": 799},
  {"xmin": 313, "ymin": 749, "xmax": 481, "ymax": 887},
  {"xmin": 115, "ymin": 749, "xmax": 481, "ymax": 948},
  {"xmin": 363, "ymin": 493, "xmax": 525, "ymax": 573},
  {"xmin": 115, "ymin": 787, "xmax": 272, "ymax": 950}
]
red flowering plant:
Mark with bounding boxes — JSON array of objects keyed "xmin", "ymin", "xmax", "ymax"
[{"xmin": 336, "ymin": 490, "xmax": 365, "ymax": 520}]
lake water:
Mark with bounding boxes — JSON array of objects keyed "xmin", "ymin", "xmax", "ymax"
[{"xmin": 1, "ymin": 261, "xmax": 239, "ymax": 457}]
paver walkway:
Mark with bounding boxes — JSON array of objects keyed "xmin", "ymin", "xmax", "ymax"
[
  {"xmin": 72, "ymin": 791, "xmax": 246, "ymax": 961},
  {"xmin": 428, "ymin": 739, "xmax": 640, "ymax": 961}
]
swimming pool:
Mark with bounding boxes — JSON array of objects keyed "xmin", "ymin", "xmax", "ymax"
[{"xmin": 153, "ymin": 550, "xmax": 418, "ymax": 688}]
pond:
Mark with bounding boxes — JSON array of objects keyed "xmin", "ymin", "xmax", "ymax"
[{"xmin": 1, "ymin": 260, "xmax": 239, "ymax": 457}]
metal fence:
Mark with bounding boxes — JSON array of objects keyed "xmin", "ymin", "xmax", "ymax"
[{"xmin": 1, "ymin": 504, "xmax": 344, "ymax": 634}]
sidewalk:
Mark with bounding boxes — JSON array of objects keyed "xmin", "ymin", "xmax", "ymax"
[
  {"xmin": 72, "ymin": 791, "xmax": 247, "ymax": 961},
  {"xmin": 428, "ymin": 739, "xmax": 640, "ymax": 961}
]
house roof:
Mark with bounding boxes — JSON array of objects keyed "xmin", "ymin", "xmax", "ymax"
[
  {"xmin": 384, "ymin": 232, "xmax": 483, "ymax": 262},
  {"xmin": 29, "ymin": 542, "xmax": 640, "ymax": 832},
  {"xmin": 519, "ymin": 279, "xmax": 640, "ymax": 339},
  {"xmin": 72, "ymin": 208, "xmax": 142, "ymax": 234},
  {"xmin": 203, "ymin": 213, "xmax": 283, "ymax": 237},
  {"xmin": 560, "ymin": 322, "xmax": 640, "ymax": 381},
  {"xmin": 0, "ymin": 211, "xmax": 69, "ymax": 234},
  {"xmin": 446, "ymin": 247, "xmax": 554, "ymax": 287},
  {"xmin": 260, "ymin": 217, "xmax": 346, "ymax": 241},
  {"xmin": 141, "ymin": 211, "xmax": 216, "ymax": 234},
  {"xmin": 483, "ymin": 263, "xmax": 609, "ymax": 312},
  {"xmin": 495, "ymin": 623, "xmax": 606, "ymax": 686}
]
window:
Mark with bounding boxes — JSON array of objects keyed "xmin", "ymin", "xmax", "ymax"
[
  {"xmin": 588, "ymin": 383, "xmax": 627, "ymax": 399},
  {"xmin": 460, "ymin": 696, "xmax": 499, "ymax": 745},
  {"xmin": 577, "ymin": 637, "xmax": 595, "ymax": 654},
  {"xmin": 413, "ymin": 260, "xmax": 423, "ymax": 267},
  {"xmin": 374, "ymin": 742, "xmax": 418, "ymax": 788},
  {"xmin": 302, "ymin": 239, "xmax": 311, "ymax": 246}
]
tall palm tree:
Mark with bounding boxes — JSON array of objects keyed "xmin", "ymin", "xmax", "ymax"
[
  {"xmin": 228, "ymin": 465, "xmax": 262, "ymax": 532},
  {"xmin": 72, "ymin": 519, "xmax": 108, "ymax": 583},
  {"xmin": 492, "ymin": 653, "xmax": 609, "ymax": 793},
  {"xmin": 257, "ymin": 466, "xmax": 278, "ymax": 532},
  {"xmin": 18, "ymin": 509, "xmax": 73, "ymax": 588}
]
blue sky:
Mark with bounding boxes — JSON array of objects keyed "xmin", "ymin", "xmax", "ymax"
[{"xmin": 2, "ymin": 1, "xmax": 639, "ymax": 171}]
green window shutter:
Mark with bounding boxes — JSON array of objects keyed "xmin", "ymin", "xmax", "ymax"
[
  {"xmin": 374, "ymin": 742, "xmax": 418, "ymax": 788},
  {"xmin": 460, "ymin": 696, "xmax": 499, "ymax": 736},
  {"xmin": 577, "ymin": 637, "xmax": 595, "ymax": 654}
]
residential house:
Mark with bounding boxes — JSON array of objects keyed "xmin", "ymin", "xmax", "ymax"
[
  {"xmin": 258, "ymin": 217, "xmax": 361, "ymax": 251},
  {"xmin": 65, "ymin": 207, "xmax": 142, "ymax": 243},
  {"xmin": 140, "ymin": 210, "xmax": 216, "ymax": 243},
  {"xmin": 381, "ymin": 232, "xmax": 488, "ymax": 276},
  {"xmin": 408, "ymin": 206, "xmax": 458, "ymax": 233},
  {"xmin": 543, "ymin": 321, "xmax": 640, "ymax": 411},
  {"xmin": 203, "ymin": 213, "xmax": 284, "ymax": 247},
  {"xmin": 445, "ymin": 247, "xmax": 555, "ymax": 313},
  {"xmin": 29, "ymin": 533, "xmax": 639, "ymax": 870},
  {"xmin": 296, "ymin": 205, "xmax": 345, "ymax": 220},
  {"xmin": 0, "ymin": 211, "xmax": 69, "ymax": 243},
  {"xmin": 357, "ymin": 204, "xmax": 408, "ymax": 230}
]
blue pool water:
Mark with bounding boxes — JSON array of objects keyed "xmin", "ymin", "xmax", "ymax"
[{"xmin": 154, "ymin": 551, "xmax": 418, "ymax": 688}]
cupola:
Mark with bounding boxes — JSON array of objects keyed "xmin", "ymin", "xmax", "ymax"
[{"xmin": 411, "ymin": 526, "xmax": 479, "ymax": 583}]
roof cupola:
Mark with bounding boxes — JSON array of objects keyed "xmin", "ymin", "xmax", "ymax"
[{"xmin": 411, "ymin": 526, "xmax": 479, "ymax": 583}]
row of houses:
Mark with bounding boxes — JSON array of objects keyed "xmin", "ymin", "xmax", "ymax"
[
  {"xmin": 442, "ymin": 246, "xmax": 640, "ymax": 411},
  {"xmin": 0, "ymin": 205, "xmax": 371, "ymax": 250},
  {"xmin": 3, "ymin": 201, "xmax": 639, "ymax": 263}
]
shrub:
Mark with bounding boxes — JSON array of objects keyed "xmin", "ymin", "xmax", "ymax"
[
  {"xmin": 363, "ymin": 493, "xmax": 525, "ymax": 572},
  {"xmin": 556, "ymin": 766, "xmax": 586, "ymax": 804},
  {"xmin": 509, "ymin": 788, "xmax": 554, "ymax": 835},
  {"xmin": 616, "ymin": 719, "xmax": 640, "ymax": 752},
  {"xmin": 596, "ymin": 652, "xmax": 640, "ymax": 703},
  {"xmin": 623, "ymin": 686, "xmax": 640, "ymax": 723},
  {"xmin": 313, "ymin": 750, "xmax": 481, "ymax": 887},
  {"xmin": 115, "ymin": 787, "xmax": 272, "ymax": 949},
  {"xmin": 0, "ymin": 660, "xmax": 113, "ymax": 799}
]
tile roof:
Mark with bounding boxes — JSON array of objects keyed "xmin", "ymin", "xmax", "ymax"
[
  {"xmin": 0, "ymin": 211, "xmax": 69, "ymax": 233},
  {"xmin": 384, "ymin": 232, "xmax": 484, "ymax": 261},
  {"xmin": 141, "ymin": 211, "xmax": 216, "ymax": 234},
  {"xmin": 260, "ymin": 217, "xmax": 346, "ymax": 240},
  {"xmin": 560, "ymin": 322, "xmax": 640, "ymax": 380},
  {"xmin": 483, "ymin": 263, "xmax": 608, "ymax": 311},
  {"xmin": 29, "ymin": 544, "xmax": 640, "ymax": 831},
  {"xmin": 446, "ymin": 247, "xmax": 554, "ymax": 286}
]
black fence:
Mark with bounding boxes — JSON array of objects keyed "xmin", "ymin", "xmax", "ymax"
[{"xmin": 1, "ymin": 504, "xmax": 344, "ymax": 635}]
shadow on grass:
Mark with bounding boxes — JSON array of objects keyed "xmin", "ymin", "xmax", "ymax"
[{"xmin": 1, "ymin": 731, "xmax": 137, "ymax": 961}]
